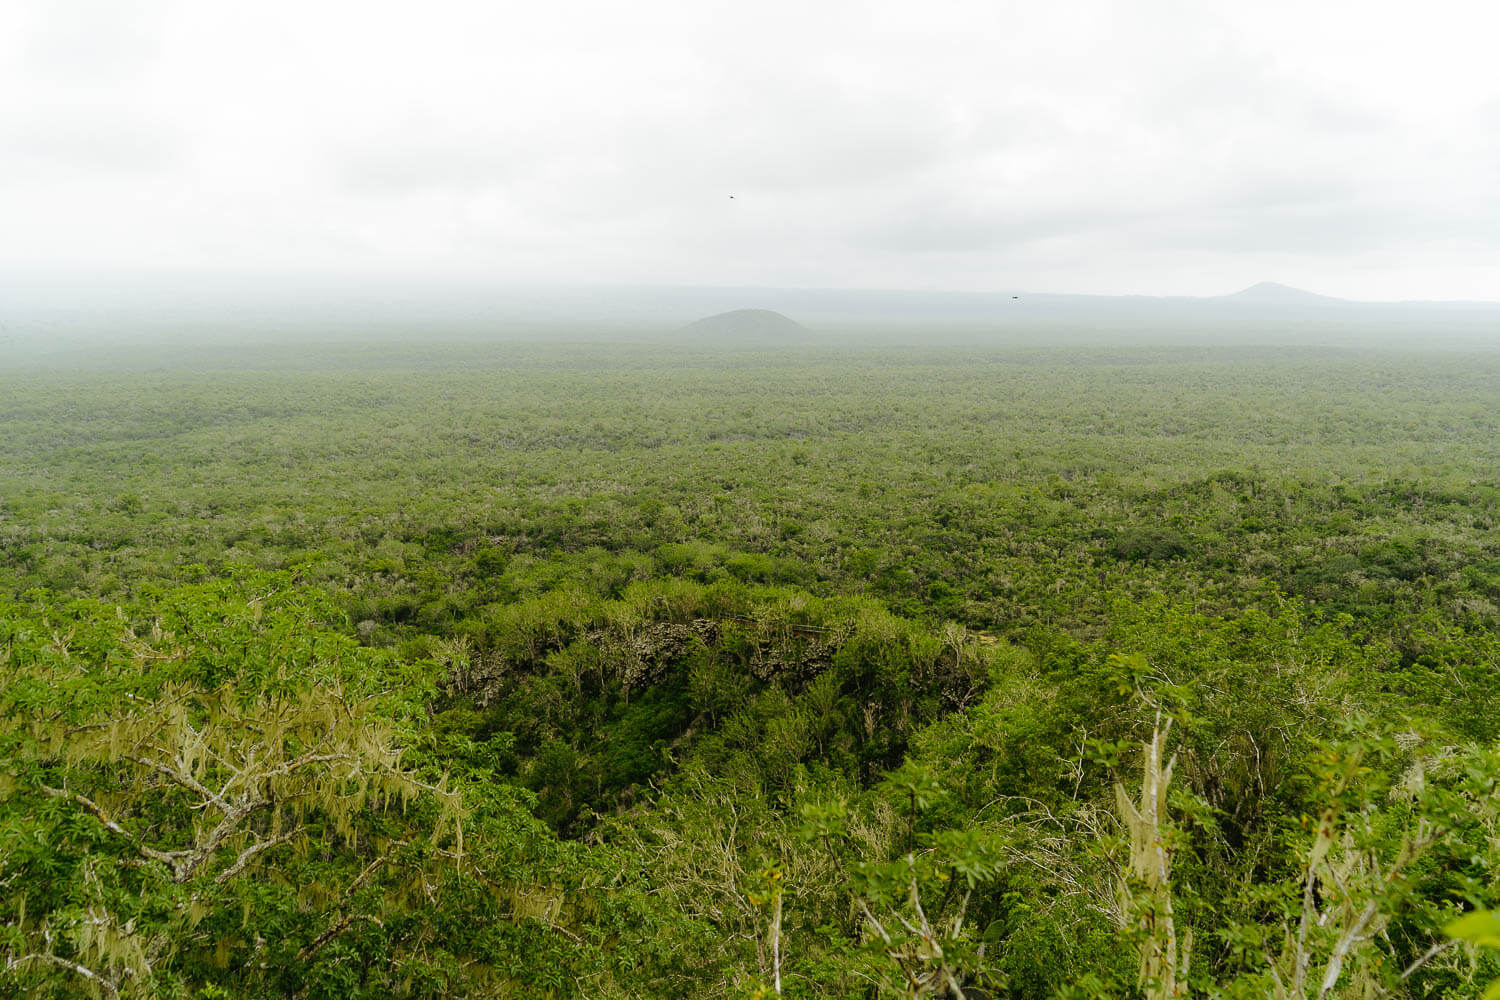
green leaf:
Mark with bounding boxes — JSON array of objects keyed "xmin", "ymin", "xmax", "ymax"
[{"xmin": 1447, "ymin": 910, "xmax": 1500, "ymax": 948}]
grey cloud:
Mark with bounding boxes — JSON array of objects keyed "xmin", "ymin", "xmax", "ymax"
[
  {"xmin": 853, "ymin": 200, "xmax": 1136, "ymax": 254},
  {"xmin": 1222, "ymin": 171, "xmax": 1365, "ymax": 212},
  {"xmin": 22, "ymin": 0, "xmax": 161, "ymax": 83},
  {"xmin": 5, "ymin": 0, "xmax": 1500, "ymax": 299},
  {"xmin": 1147, "ymin": 207, "xmax": 1386, "ymax": 255},
  {"xmin": 337, "ymin": 141, "xmax": 522, "ymax": 195},
  {"xmin": 0, "ymin": 117, "xmax": 179, "ymax": 175}
]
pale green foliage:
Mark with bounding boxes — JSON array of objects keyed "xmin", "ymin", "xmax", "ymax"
[
  {"xmin": 0, "ymin": 577, "xmax": 527, "ymax": 999},
  {"xmin": 1114, "ymin": 714, "xmax": 1188, "ymax": 999},
  {"xmin": 1109, "ymin": 704, "xmax": 1500, "ymax": 1000},
  {"xmin": 39, "ymin": 678, "xmax": 462, "ymax": 884},
  {"xmin": 1447, "ymin": 911, "xmax": 1500, "ymax": 1000}
]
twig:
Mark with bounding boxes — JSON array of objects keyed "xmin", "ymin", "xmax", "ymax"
[
  {"xmin": 5, "ymin": 951, "xmax": 121, "ymax": 1000},
  {"xmin": 215, "ymin": 828, "xmax": 302, "ymax": 884},
  {"xmin": 40, "ymin": 786, "xmax": 128, "ymax": 838},
  {"xmin": 1397, "ymin": 938, "xmax": 1459, "ymax": 984}
]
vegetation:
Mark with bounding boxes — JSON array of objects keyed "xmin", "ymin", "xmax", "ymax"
[{"xmin": 3, "ymin": 335, "xmax": 1500, "ymax": 997}]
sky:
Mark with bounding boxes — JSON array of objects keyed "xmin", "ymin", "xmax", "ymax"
[{"xmin": 4, "ymin": 0, "xmax": 1500, "ymax": 301}]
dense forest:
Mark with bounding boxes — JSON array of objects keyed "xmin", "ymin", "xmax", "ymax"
[{"xmin": 4, "ymin": 334, "xmax": 1500, "ymax": 998}]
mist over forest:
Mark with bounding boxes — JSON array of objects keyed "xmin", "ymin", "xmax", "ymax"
[{"xmin": 7, "ymin": 274, "xmax": 1500, "ymax": 365}]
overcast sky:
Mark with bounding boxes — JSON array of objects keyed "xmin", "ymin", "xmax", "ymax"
[{"xmin": 5, "ymin": 0, "xmax": 1500, "ymax": 301}]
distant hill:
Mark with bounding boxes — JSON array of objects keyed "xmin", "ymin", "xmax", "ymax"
[
  {"xmin": 1219, "ymin": 282, "xmax": 1345, "ymax": 304},
  {"xmin": 681, "ymin": 309, "xmax": 810, "ymax": 337}
]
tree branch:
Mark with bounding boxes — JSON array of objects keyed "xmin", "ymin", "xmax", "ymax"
[
  {"xmin": 214, "ymin": 828, "xmax": 302, "ymax": 884},
  {"xmin": 294, "ymin": 848, "xmax": 396, "ymax": 961},
  {"xmin": 40, "ymin": 785, "xmax": 128, "ymax": 838},
  {"xmin": 5, "ymin": 951, "xmax": 121, "ymax": 1000},
  {"xmin": 123, "ymin": 753, "xmax": 227, "ymax": 811}
]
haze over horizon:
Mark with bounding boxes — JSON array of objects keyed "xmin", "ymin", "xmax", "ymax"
[{"xmin": 6, "ymin": 0, "xmax": 1500, "ymax": 303}]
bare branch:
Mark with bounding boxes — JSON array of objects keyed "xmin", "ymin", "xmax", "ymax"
[
  {"xmin": 40, "ymin": 785, "xmax": 129, "ymax": 838},
  {"xmin": 858, "ymin": 898, "xmax": 893, "ymax": 946},
  {"xmin": 123, "ymin": 754, "xmax": 226, "ymax": 811},
  {"xmin": 295, "ymin": 912, "xmax": 386, "ymax": 962},
  {"xmin": 1316, "ymin": 900, "xmax": 1380, "ymax": 1000},
  {"xmin": 1397, "ymin": 938, "xmax": 1459, "ymax": 984},
  {"xmin": 41, "ymin": 785, "xmax": 185, "ymax": 872},
  {"xmin": 214, "ymin": 828, "xmax": 302, "ymax": 884},
  {"xmin": 5, "ymin": 951, "xmax": 121, "ymax": 1000},
  {"xmin": 294, "ymin": 847, "xmax": 397, "ymax": 961}
]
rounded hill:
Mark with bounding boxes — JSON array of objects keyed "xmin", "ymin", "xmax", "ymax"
[
  {"xmin": 1220, "ymin": 281, "xmax": 1342, "ymax": 304},
  {"xmin": 680, "ymin": 309, "xmax": 810, "ymax": 338}
]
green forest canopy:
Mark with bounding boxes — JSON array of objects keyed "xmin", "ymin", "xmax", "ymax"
[{"xmin": 3, "ymin": 336, "xmax": 1500, "ymax": 998}]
